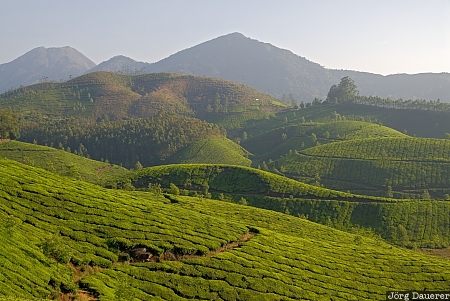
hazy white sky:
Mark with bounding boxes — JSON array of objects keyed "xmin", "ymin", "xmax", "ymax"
[{"xmin": 1, "ymin": 0, "xmax": 449, "ymax": 75}]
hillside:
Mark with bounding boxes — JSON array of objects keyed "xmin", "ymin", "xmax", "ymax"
[
  {"xmin": 0, "ymin": 71, "xmax": 284, "ymax": 168},
  {"xmin": 240, "ymin": 102, "xmax": 450, "ymax": 138},
  {"xmin": 0, "ymin": 71, "xmax": 285, "ymax": 123},
  {"xmin": 169, "ymin": 137, "xmax": 252, "ymax": 166},
  {"xmin": 120, "ymin": 163, "xmax": 360, "ymax": 201},
  {"xmin": 242, "ymin": 120, "xmax": 407, "ymax": 163},
  {"xmin": 19, "ymin": 115, "xmax": 233, "ymax": 168},
  {"xmin": 1, "ymin": 159, "xmax": 450, "ymax": 300},
  {"xmin": 0, "ymin": 140, "xmax": 129, "ymax": 186},
  {"xmin": 118, "ymin": 163, "xmax": 450, "ymax": 247},
  {"xmin": 0, "ymin": 47, "xmax": 95, "ymax": 93},
  {"xmin": 277, "ymin": 137, "xmax": 450, "ymax": 198}
]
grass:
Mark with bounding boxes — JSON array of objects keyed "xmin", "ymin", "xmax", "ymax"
[
  {"xmin": 277, "ymin": 137, "xmax": 450, "ymax": 198},
  {"xmin": 0, "ymin": 140, "xmax": 129, "ymax": 186},
  {"xmin": 1, "ymin": 159, "xmax": 450, "ymax": 300},
  {"xmin": 169, "ymin": 137, "xmax": 252, "ymax": 166},
  {"xmin": 242, "ymin": 120, "xmax": 407, "ymax": 162}
]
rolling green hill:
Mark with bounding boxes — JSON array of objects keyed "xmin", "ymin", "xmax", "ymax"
[
  {"xmin": 0, "ymin": 140, "xmax": 128, "ymax": 186},
  {"xmin": 1, "ymin": 159, "xmax": 450, "ymax": 300},
  {"xmin": 277, "ymin": 137, "xmax": 450, "ymax": 198},
  {"xmin": 1, "ymin": 72, "xmax": 286, "ymax": 168},
  {"xmin": 239, "ymin": 102, "xmax": 450, "ymax": 139},
  {"xmin": 0, "ymin": 72, "xmax": 285, "ymax": 124},
  {"xmin": 117, "ymin": 163, "xmax": 450, "ymax": 248},
  {"xmin": 242, "ymin": 120, "xmax": 407, "ymax": 162},
  {"xmin": 121, "ymin": 163, "xmax": 361, "ymax": 201},
  {"xmin": 20, "ymin": 115, "xmax": 227, "ymax": 168},
  {"xmin": 169, "ymin": 137, "xmax": 252, "ymax": 166}
]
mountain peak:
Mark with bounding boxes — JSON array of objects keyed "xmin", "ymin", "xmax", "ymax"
[
  {"xmin": 90, "ymin": 55, "xmax": 149, "ymax": 74},
  {"xmin": 0, "ymin": 46, "xmax": 95, "ymax": 92},
  {"xmin": 221, "ymin": 32, "xmax": 247, "ymax": 38}
]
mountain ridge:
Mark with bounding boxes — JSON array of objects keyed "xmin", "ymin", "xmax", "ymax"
[{"xmin": 2, "ymin": 33, "xmax": 450, "ymax": 101}]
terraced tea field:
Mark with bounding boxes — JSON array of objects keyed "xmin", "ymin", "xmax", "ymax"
[
  {"xmin": 278, "ymin": 137, "xmax": 450, "ymax": 198},
  {"xmin": 169, "ymin": 137, "xmax": 251, "ymax": 166},
  {"xmin": 0, "ymin": 140, "xmax": 128, "ymax": 186},
  {"xmin": 242, "ymin": 120, "xmax": 407, "ymax": 162},
  {"xmin": 1, "ymin": 159, "xmax": 450, "ymax": 300},
  {"xmin": 120, "ymin": 163, "xmax": 450, "ymax": 248}
]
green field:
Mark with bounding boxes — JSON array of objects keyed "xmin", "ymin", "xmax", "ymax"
[
  {"xmin": 277, "ymin": 137, "xmax": 450, "ymax": 198},
  {"xmin": 238, "ymin": 102, "xmax": 450, "ymax": 138},
  {"xmin": 169, "ymin": 137, "xmax": 252, "ymax": 166},
  {"xmin": 242, "ymin": 120, "xmax": 407, "ymax": 162},
  {"xmin": 118, "ymin": 163, "xmax": 450, "ymax": 248},
  {"xmin": 0, "ymin": 140, "xmax": 128, "ymax": 186},
  {"xmin": 121, "ymin": 163, "xmax": 364, "ymax": 201},
  {"xmin": 1, "ymin": 159, "xmax": 450, "ymax": 300}
]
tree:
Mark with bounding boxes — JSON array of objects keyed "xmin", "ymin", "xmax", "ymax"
[
  {"xmin": 148, "ymin": 183, "xmax": 162, "ymax": 195},
  {"xmin": 421, "ymin": 189, "xmax": 431, "ymax": 200},
  {"xmin": 134, "ymin": 161, "xmax": 143, "ymax": 170},
  {"xmin": 169, "ymin": 183, "xmax": 180, "ymax": 195},
  {"xmin": 386, "ymin": 185, "xmax": 394, "ymax": 198},
  {"xmin": 326, "ymin": 77, "xmax": 359, "ymax": 103},
  {"xmin": 0, "ymin": 109, "xmax": 20, "ymax": 140}
]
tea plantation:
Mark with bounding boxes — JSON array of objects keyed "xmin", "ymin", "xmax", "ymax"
[
  {"xmin": 1, "ymin": 159, "xmax": 450, "ymax": 300},
  {"xmin": 242, "ymin": 120, "xmax": 407, "ymax": 162},
  {"xmin": 119, "ymin": 163, "xmax": 450, "ymax": 248},
  {"xmin": 277, "ymin": 137, "xmax": 450, "ymax": 197},
  {"xmin": 168, "ymin": 137, "xmax": 251, "ymax": 166},
  {"xmin": 0, "ymin": 140, "xmax": 129, "ymax": 186}
]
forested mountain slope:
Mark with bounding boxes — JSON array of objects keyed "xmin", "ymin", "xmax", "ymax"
[{"xmin": 0, "ymin": 71, "xmax": 284, "ymax": 123}]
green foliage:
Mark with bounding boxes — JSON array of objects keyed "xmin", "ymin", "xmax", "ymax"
[
  {"xmin": 0, "ymin": 140, "xmax": 129, "ymax": 186},
  {"xmin": 278, "ymin": 137, "xmax": 450, "ymax": 198},
  {"xmin": 123, "ymin": 163, "xmax": 366, "ymax": 202},
  {"xmin": 243, "ymin": 120, "xmax": 406, "ymax": 162},
  {"xmin": 326, "ymin": 76, "xmax": 359, "ymax": 103},
  {"xmin": 1, "ymin": 159, "xmax": 450, "ymax": 300},
  {"xmin": 20, "ymin": 115, "xmax": 225, "ymax": 168},
  {"xmin": 168, "ymin": 183, "xmax": 180, "ymax": 195},
  {"xmin": 39, "ymin": 235, "xmax": 72, "ymax": 264},
  {"xmin": 0, "ymin": 109, "xmax": 20, "ymax": 140},
  {"xmin": 170, "ymin": 137, "xmax": 251, "ymax": 166}
]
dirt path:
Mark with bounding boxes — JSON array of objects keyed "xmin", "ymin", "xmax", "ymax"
[
  {"xmin": 155, "ymin": 229, "xmax": 257, "ymax": 262},
  {"xmin": 63, "ymin": 228, "xmax": 257, "ymax": 300}
]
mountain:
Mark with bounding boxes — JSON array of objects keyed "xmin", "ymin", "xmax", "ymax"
[
  {"xmin": 89, "ymin": 55, "xmax": 149, "ymax": 74},
  {"xmin": 0, "ymin": 46, "xmax": 95, "ymax": 92},
  {"xmin": 4, "ymin": 35, "xmax": 450, "ymax": 101},
  {"xmin": 144, "ymin": 32, "xmax": 334, "ymax": 101},
  {"xmin": 141, "ymin": 32, "xmax": 450, "ymax": 102}
]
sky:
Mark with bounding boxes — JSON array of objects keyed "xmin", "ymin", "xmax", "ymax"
[{"xmin": 1, "ymin": 0, "xmax": 449, "ymax": 75}]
